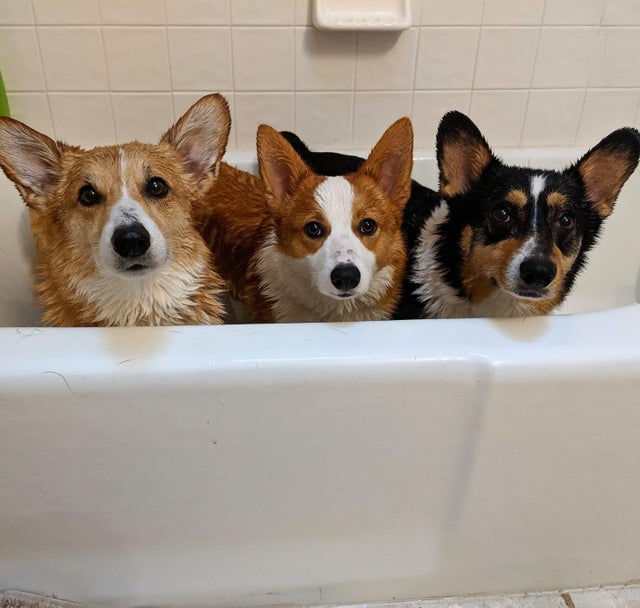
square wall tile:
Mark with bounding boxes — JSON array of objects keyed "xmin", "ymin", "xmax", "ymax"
[
  {"xmin": 37, "ymin": 27, "xmax": 108, "ymax": 90},
  {"xmin": 576, "ymin": 89, "xmax": 640, "ymax": 146},
  {"xmin": 356, "ymin": 29, "xmax": 418, "ymax": 90},
  {"xmin": 474, "ymin": 27, "xmax": 539, "ymax": 89},
  {"xmin": 590, "ymin": 27, "xmax": 640, "ymax": 87},
  {"xmin": 99, "ymin": 0, "xmax": 165, "ymax": 25},
  {"xmin": 602, "ymin": 0, "xmax": 640, "ymax": 25},
  {"xmin": 168, "ymin": 27, "xmax": 232, "ymax": 91},
  {"xmin": 415, "ymin": 27, "xmax": 479, "ymax": 89},
  {"xmin": 6, "ymin": 92, "xmax": 53, "ymax": 133},
  {"xmin": 469, "ymin": 90, "xmax": 529, "ymax": 146},
  {"xmin": 0, "ymin": 27, "xmax": 45, "ymax": 90},
  {"xmin": 111, "ymin": 93, "xmax": 174, "ymax": 143},
  {"xmin": 48, "ymin": 93, "xmax": 115, "ymax": 147},
  {"xmin": 32, "ymin": 0, "xmax": 99, "ymax": 24},
  {"xmin": 165, "ymin": 0, "xmax": 229, "ymax": 25},
  {"xmin": 294, "ymin": 92, "xmax": 353, "ymax": 149},
  {"xmin": 411, "ymin": 90, "xmax": 471, "ymax": 148},
  {"xmin": 295, "ymin": 0, "xmax": 311, "ymax": 25},
  {"xmin": 103, "ymin": 27, "xmax": 170, "ymax": 91},
  {"xmin": 172, "ymin": 91, "xmax": 235, "ymax": 151},
  {"xmin": 533, "ymin": 27, "xmax": 598, "ymax": 88},
  {"xmin": 231, "ymin": 0, "xmax": 294, "ymax": 25},
  {"xmin": 482, "ymin": 0, "xmax": 545, "ymax": 25},
  {"xmin": 0, "ymin": 0, "xmax": 33, "ymax": 24},
  {"xmin": 294, "ymin": 27, "xmax": 355, "ymax": 91},
  {"xmin": 234, "ymin": 92, "xmax": 293, "ymax": 151},
  {"xmin": 232, "ymin": 27, "xmax": 293, "ymax": 91},
  {"xmin": 352, "ymin": 92, "xmax": 412, "ymax": 148},
  {"xmin": 543, "ymin": 0, "xmax": 605, "ymax": 25},
  {"xmin": 521, "ymin": 89, "xmax": 584, "ymax": 146},
  {"xmin": 421, "ymin": 0, "xmax": 483, "ymax": 25}
]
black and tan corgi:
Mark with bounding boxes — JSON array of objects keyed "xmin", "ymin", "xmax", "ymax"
[{"xmin": 282, "ymin": 111, "xmax": 640, "ymax": 318}]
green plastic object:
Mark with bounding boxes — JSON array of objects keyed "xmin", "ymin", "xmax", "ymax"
[{"xmin": 0, "ymin": 70, "xmax": 9, "ymax": 117}]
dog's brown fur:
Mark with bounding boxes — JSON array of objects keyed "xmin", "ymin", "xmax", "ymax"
[
  {"xmin": 0, "ymin": 94, "xmax": 230, "ymax": 326},
  {"xmin": 195, "ymin": 118, "xmax": 413, "ymax": 323}
]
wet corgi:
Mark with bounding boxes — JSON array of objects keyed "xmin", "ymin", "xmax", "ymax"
[
  {"xmin": 195, "ymin": 118, "xmax": 413, "ymax": 323},
  {"xmin": 283, "ymin": 112, "xmax": 640, "ymax": 318},
  {"xmin": 0, "ymin": 94, "xmax": 230, "ymax": 326}
]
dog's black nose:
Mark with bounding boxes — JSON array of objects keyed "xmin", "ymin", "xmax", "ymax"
[
  {"xmin": 519, "ymin": 257, "xmax": 557, "ymax": 289},
  {"xmin": 331, "ymin": 263, "xmax": 361, "ymax": 291},
  {"xmin": 112, "ymin": 222, "xmax": 151, "ymax": 258}
]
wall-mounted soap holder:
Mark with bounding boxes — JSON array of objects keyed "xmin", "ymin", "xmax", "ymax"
[{"xmin": 313, "ymin": 0, "xmax": 411, "ymax": 31}]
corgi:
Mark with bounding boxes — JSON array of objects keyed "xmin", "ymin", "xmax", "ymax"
[
  {"xmin": 282, "ymin": 112, "xmax": 640, "ymax": 319},
  {"xmin": 194, "ymin": 118, "xmax": 414, "ymax": 323},
  {"xmin": 0, "ymin": 94, "xmax": 230, "ymax": 326}
]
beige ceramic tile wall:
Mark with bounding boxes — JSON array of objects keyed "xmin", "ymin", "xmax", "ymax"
[{"xmin": 0, "ymin": 0, "xmax": 639, "ymax": 151}]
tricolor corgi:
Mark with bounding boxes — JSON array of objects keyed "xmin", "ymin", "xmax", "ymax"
[
  {"xmin": 195, "ymin": 118, "xmax": 414, "ymax": 323},
  {"xmin": 283, "ymin": 112, "xmax": 640, "ymax": 318},
  {"xmin": 0, "ymin": 94, "xmax": 230, "ymax": 326}
]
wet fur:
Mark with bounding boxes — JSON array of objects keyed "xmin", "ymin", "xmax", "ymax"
[{"xmin": 0, "ymin": 94, "xmax": 229, "ymax": 326}]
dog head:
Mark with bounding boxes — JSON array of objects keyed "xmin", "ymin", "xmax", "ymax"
[
  {"xmin": 257, "ymin": 118, "xmax": 413, "ymax": 309},
  {"xmin": 0, "ymin": 94, "xmax": 231, "ymax": 324},
  {"xmin": 435, "ymin": 111, "xmax": 640, "ymax": 313}
]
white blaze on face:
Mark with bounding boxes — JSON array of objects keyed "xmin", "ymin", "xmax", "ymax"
[
  {"xmin": 307, "ymin": 176, "xmax": 376, "ymax": 299},
  {"xmin": 505, "ymin": 174, "xmax": 548, "ymax": 293},
  {"xmin": 96, "ymin": 148, "xmax": 169, "ymax": 275}
]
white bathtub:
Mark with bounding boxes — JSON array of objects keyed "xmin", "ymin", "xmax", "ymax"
[{"xmin": 1, "ymin": 149, "xmax": 639, "ymax": 607}]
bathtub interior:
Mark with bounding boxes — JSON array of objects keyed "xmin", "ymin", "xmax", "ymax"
[{"xmin": 0, "ymin": 147, "xmax": 639, "ymax": 327}]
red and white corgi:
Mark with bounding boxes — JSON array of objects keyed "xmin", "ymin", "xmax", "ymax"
[
  {"xmin": 195, "ymin": 118, "xmax": 413, "ymax": 323},
  {"xmin": 0, "ymin": 94, "xmax": 230, "ymax": 326}
]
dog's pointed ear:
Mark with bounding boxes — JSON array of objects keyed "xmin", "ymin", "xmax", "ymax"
[
  {"xmin": 257, "ymin": 124, "xmax": 312, "ymax": 206},
  {"xmin": 437, "ymin": 111, "xmax": 493, "ymax": 198},
  {"xmin": 358, "ymin": 117, "xmax": 413, "ymax": 206},
  {"xmin": 161, "ymin": 93, "xmax": 231, "ymax": 176},
  {"xmin": 0, "ymin": 117, "xmax": 64, "ymax": 210},
  {"xmin": 571, "ymin": 127, "xmax": 640, "ymax": 218}
]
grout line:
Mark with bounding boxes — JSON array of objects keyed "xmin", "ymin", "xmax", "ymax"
[
  {"xmin": 96, "ymin": 0, "xmax": 117, "ymax": 144},
  {"xmin": 161, "ymin": 0, "xmax": 175, "ymax": 124},
  {"xmin": 409, "ymin": 0, "xmax": 423, "ymax": 120},
  {"xmin": 350, "ymin": 31, "xmax": 358, "ymax": 147},
  {"xmin": 7, "ymin": 86, "xmax": 640, "ymax": 95},
  {"xmin": 29, "ymin": 0, "xmax": 55, "ymax": 138},
  {"xmin": 7, "ymin": 23, "xmax": 640, "ymax": 28},
  {"xmin": 574, "ymin": 0, "xmax": 609, "ymax": 144},
  {"xmin": 228, "ymin": 0, "xmax": 237, "ymax": 150},
  {"xmin": 518, "ymin": 0, "xmax": 547, "ymax": 145},
  {"xmin": 409, "ymin": 26, "xmax": 420, "ymax": 120},
  {"xmin": 468, "ymin": 0, "xmax": 486, "ymax": 113}
]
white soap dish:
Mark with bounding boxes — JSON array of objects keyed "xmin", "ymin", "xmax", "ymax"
[{"xmin": 313, "ymin": 0, "xmax": 411, "ymax": 31}]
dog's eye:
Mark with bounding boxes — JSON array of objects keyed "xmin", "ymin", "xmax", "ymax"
[
  {"xmin": 304, "ymin": 222, "xmax": 324, "ymax": 238},
  {"xmin": 557, "ymin": 212, "xmax": 575, "ymax": 230},
  {"xmin": 359, "ymin": 218, "xmax": 377, "ymax": 235},
  {"xmin": 145, "ymin": 177, "xmax": 169, "ymax": 198},
  {"xmin": 492, "ymin": 206, "xmax": 511, "ymax": 223},
  {"xmin": 78, "ymin": 185, "xmax": 101, "ymax": 207}
]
